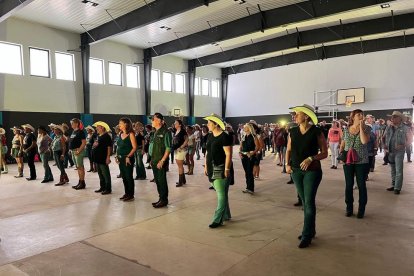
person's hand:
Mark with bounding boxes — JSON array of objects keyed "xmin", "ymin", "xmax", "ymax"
[
  {"xmin": 106, "ymin": 157, "xmax": 111, "ymax": 165},
  {"xmin": 300, "ymin": 158, "xmax": 312, "ymax": 171},
  {"xmin": 60, "ymin": 155, "xmax": 64, "ymax": 161},
  {"xmin": 126, "ymin": 157, "xmax": 131, "ymax": 166},
  {"xmin": 395, "ymin": 144, "xmax": 405, "ymax": 151},
  {"xmin": 204, "ymin": 167, "xmax": 208, "ymax": 176},
  {"xmin": 224, "ymin": 169, "xmax": 230, "ymax": 178},
  {"xmin": 115, "ymin": 156, "xmax": 120, "ymax": 164},
  {"xmin": 286, "ymin": 165, "xmax": 292, "ymax": 174},
  {"xmin": 157, "ymin": 160, "xmax": 164, "ymax": 169}
]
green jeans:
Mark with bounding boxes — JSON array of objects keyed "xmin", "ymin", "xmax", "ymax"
[
  {"xmin": 152, "ymin": 163, "xmax": 168, "ymax": 202},
  {"xmin": 118, "ymin": 157, "xmax": 135, "ymax": 196},
  {"xmin": 292, "ymin": 168, "xmax": 322, "ymax": 241},
  {"xmin": 97, "ymin": 163, "xmax": 111, "ymax": 192},
  {"xmin": 343, "ymin": 163, "xmax": 368, "ymax": 213},
  {"xmin": 135, "ymin": 149, "xmax": 146, "ymax": 179},
  {"xmin": 212, "ymin": 178, "xmax": 231, "ymax": 224}
]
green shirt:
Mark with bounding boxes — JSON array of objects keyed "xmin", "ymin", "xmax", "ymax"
[
  {"xmin": 149, "ymin": 126, "xmax": 171, "ymax": 162},
  {"xmin": 116, "ymin": 133, "xmax": 132, "ymax": 156}
]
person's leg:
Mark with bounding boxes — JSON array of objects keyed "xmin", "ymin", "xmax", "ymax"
[
  {"xmin": 40, "ymin": 153, "xmax": 48, "ymax": 180},
  {"xmin": 291, "ymin": 169, "xmax": 305, "ymax": 230},
  {"xmin": 28, "ymin": 152, "xmax": 36, "ymax": 179},
  {"xmin": 125, "ymin": 158, "xmax": 135, "ymax": 197},
  {"xmin": 301, "ymin": 170, "xmax": 322, "ymax": 240},
  {"xmin": 390, "ymin": 162, "xmax": 396, "ymax": 188},
  {"xmin": 246, "ymin": 157, "xmax": 255, "ymax": 191},
  {"xmin": 158, "ymin": 166, "xmax": 168, "ymax": 204},
  {"xmin": 102, "ymin": 164, "xmax": 112, "ymax": 192},
  {"xmin": 343, "ymin": 164, "xmax": 355, "ymax": 215},
  {"xmin": 137, "ymin": 150, "xmax": 146, "ymax": 179},
  {"xmin": 96, "ymin": 164, "xmax": 105, "ymax": 191},
  {"xmin": 224, "ymin": 180, "xmax": 231, "ymax": 220},
  {"xmin": 211, "ymin": 178, "xmax": 227, "ymax": 224},
  {"xmin": 394, "ymin": 152, "xmax": 405, "ymax": 192},
  {"xmin": 241, "ymin": 156, "xmax": 249, "ymax": 189},
  {"xmin": 355, "ymin": 163, "xmax": 368, "ymax": 217}
]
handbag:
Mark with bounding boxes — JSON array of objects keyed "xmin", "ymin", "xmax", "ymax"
[
  {"xmin": 345, "ymin": 133, "xmax": 359, "ymax": 165},
  {"xmin": 212, "ymin": 163, "xmax": 225, "ymax": 180}
]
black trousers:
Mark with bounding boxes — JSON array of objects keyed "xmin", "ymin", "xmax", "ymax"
[
  {"xmin": 26, "ymin": 151, "xmax": 37, "ymax": 179},
  {"xmin": 241, "ymin": 156, "xmax": 255, "ymax": 191}
]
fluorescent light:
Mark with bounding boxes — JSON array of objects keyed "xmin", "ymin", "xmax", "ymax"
[{"xmin": 380, "ymin": 3, "xmax": 390, "ymax": 8}]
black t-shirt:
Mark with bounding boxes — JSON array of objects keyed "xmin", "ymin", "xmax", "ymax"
[
  {"xmin": 206, "ymin": 132, "xmax": 231, "ymax": 166},
  {"xmin": 289, "ymin": 125, "xmax": 322, "ymax": 170},
  {"xmin": 23, "ymin": 133, "xmax": 36, "ymax": 152},
  {"xmin": 69, "ymin": 129, "xmax": 86, "ymax": 150},
  {"xmin": 172, "ymin": 129, "xmax": 187, "ymax": 151},
  {"xmin": 136, "ymin": 133, "xmax": 145, "ymax": 150},
  {"xmin": 92, "ymin": 133, "xmax": 112, "ymax": 164},
  {"xmin": 241, "ymin": 134, "xmax": 256, "ymax": 152}
]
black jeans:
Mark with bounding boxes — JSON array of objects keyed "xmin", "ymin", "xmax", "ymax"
[
  {"xmin": 26, "ymin": 151, "xmax": 37, "ymax": 179},
  {"xmin": 97, "ymin": 163, "xmax": 111, "ymax": 192},
  {"xmin": 343, "ymin": 163, "xmax": 368, "ymax": 213},
  {"xmin": 118, "ymin": 157, "xmax": 135, "ymax": 196},
  {"xmin": 241, "ymin": 155, "xmax": 255, "ymax": 191}
]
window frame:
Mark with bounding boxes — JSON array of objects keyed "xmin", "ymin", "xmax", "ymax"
[
  {"xmin": 194, "ymin": 77, "xmax": 200, "ymax": 96},
  {"xmin": 89, "ymin": 57, "xmax": 105, "ymax": 85},
  {"xmin": 201, "ymin": 78, "xmax": 210, "ymax": 96},
  {"xmin": 175, "ymin": 73, "xmax": 185, "ymax": 94},
  {"xmin": 162, "ymin": 71, "xmax": 173, "ymax": 92},
  {"xmin": 211, "ymin": 79, "xmax": 220, "ymax": 98},
  {"xmin": 108, "ymin": 61, "xmax": 123, "ymax": 86},
  {"xmin": 0, "ymin": 41, "xmax": 24, "ymax": 76},
  {"xmin": 151, "ymin": 69, "xmax": 160, "ymax": 91},
  {"xmin": 55, "ymin": 51, "xmax": 75, "ymax": 81},
  {"xmin": 29, "ymin": 46, "xmax": 51, "ymax": 78},
  {"xmin": 125, "ymin": 64, "xmax": 140, "ymax": 88}
]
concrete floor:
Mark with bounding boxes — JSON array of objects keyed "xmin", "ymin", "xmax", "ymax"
[{"xmin": 0, "ymin": 151, "xmax": 413, "ymax": 276}]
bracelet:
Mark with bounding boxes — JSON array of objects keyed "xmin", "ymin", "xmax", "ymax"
[
  {"xmin": 160, "ymin": 159, "xmax": 165, "ymax": 163},
  {"xmin": 225, "ymin": 168, "xmax": 230, "ymax": 171},
  {"xmin": 308, "ymin": 156, "xmax": 313, "ymax": 162}
]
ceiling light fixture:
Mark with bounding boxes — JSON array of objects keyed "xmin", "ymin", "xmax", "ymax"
[
  {"xmin": 234, "ymin": 0, "xmax": 247, "ymax": 4},
  {"xmin": 81, "ymin": 0, "xmax": 99, "ymax": 7},
  {"xmin": 380, "ymin": 3, "xmax": 390, "ymax": 8},
  {"xmin": 160, "ymin": 26, "xmax": 171, "ymax": 31}
]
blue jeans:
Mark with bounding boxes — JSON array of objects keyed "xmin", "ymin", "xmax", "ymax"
[
  {"xmin": 40, "ymin": 152, "xmax": 53, "ymax": 180},
  {"xmin": 390, "ymin": 151, "xmax": 405, "ymax": 190},
  {"xmin": 292, "ymin": 168, "xmax": 322, "ymax": 241}
]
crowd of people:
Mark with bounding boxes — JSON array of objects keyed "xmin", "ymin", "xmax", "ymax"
[{"xmin": 0, "ymin": 107, "xmax": 412, "ymax": 249}]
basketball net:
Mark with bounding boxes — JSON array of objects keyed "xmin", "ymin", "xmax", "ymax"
[{"xmin": 345, "ymin": 99, "xmax": 353, "ymax": 108}]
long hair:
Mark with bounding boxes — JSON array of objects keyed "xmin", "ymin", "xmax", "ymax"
[
  {"xmin": 175, "ymin": 119, "xmax": 185, "ymax": 129},
  {"xmin": 119, "ymin": 117, "xmax": 133, "ymax": 134},
  {"xmin": 348, "ymin": 109, "xmax": 363, "ymax": 126},
  {"xmin": 242, "ymin": 123, "xmax": 256, "ymax": 141}
]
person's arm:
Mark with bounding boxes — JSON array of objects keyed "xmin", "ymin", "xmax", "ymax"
[
  {"xmin": 157, "ymin": 130, "xmax": 171, "ymax": 169},
  {"xmin": 141, "ymin": 136, "xmax": 145, "ymax": 154},
  {"xmin": 223, "ymin": 145, "xmax": 232, "ymax": 177},
  {"xmin": 106, "ymin": 142, "xmax": 112, "ymax": 165},
  {"xmin": 77, "ymin": 139, "xmax": 86, "ymax": 154},
  {"xmin": 251, "ymin": 136, "xmax": 260, "ymax": 156},
  {"xmin": 339, "ymin": 140, "xmax": 345, "ymax": 153},
  {"xmin": 359, "ymin": 124, "xmax": 370, "ymax": 144},
  {"xmin": 406, "ymin": 128, "xmax": 413, "ymax": 146},
  {"xmin": 180, "ymin": 135, "xmax": 189, "ymax": 149},
  {"xmin": 285, "ymin": 134, "xmax": 292, "ymax": 173},
  {"xmin": 126, "ymin": 133, "xmax": 137, "ymax": 163}
]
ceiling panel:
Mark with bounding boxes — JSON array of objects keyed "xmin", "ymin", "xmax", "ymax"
[{"xmin": 13, "ymin": 0, "xmax": 155, "ymax": 33}]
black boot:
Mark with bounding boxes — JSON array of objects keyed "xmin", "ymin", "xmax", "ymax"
[
  {"xmin": 74, "ymin": 180, "xmax": 86, "ymax": 190},
  {"xmin": 176, "ymin": 174, "xmax": 183, "ymax": 187},
  {"xmin": 182, "ymin": 173, "xmax": 186, "ymax": 185}
]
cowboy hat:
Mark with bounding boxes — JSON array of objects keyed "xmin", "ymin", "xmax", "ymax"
[
  {"xmin": 0, "ymin": 128, "xmax": 5, "ymax": 135},
  {"xmin": 93, "ymin": 121, "xmax": 110, "ymax": 132},
  {"xmin": 289, "ymin": 104, "xmax": 318, "ymax": 125},
  {"xmin": 48, "ymin": 123, "xmax": 57, "ymax": 128},
  {"xmin": 10, "ymin": 126, "xmax": 23, "ymax": 132},
  {"xmin": 53, "ymin": 124, "xmax": 65, "ymax": 133},
  {"xmin": 21, "ymin": 124, "xmax": 35, "ymax": 132},
  {"xmin": 203, "ymin": 113, "xmax": 226, "ymax": 130},
  {"xmin": 85, "ymin": 125, "xmax": 95, "ymax": 132},
  {"xmin": 387, "ymin": 111, "xmax": 405, "ymax": 119}
]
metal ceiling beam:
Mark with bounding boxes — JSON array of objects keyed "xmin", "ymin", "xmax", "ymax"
[
  {"xmin": 0, "ymin": 0, "xmax": 35, "ymax": 23},
  {"xmin": 196, "ymin": 12, "xmax": 414, "ymax": 67},
  {"xmin": 223, "ymin": 34, "xmax": 414, "ymax": 75},
  {"xmin": 81, "ymin": 0, "xmax": 217, "ymax": 45},
  {"xmin": 149, "ymin": 0, "xmax": 395, "ymax": 56}
]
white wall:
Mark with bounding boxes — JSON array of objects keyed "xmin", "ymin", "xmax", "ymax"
[
  {"xmin": 195, "ymin": 66, "xmax": 222, "ymax": 117},
  {"xmin": 0, "ymin": 18, "xmax": 83, "ymax": 112},
  {"xmin": 227, "ymin": 47, "xmax": 414, "ymax": 117},
  {"xmin": 90, "ymin": 40, "xmax": 144, "ymax": 114}
]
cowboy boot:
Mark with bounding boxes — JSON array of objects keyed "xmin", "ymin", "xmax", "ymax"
[
  {"xmin": 176, "ymin": 174, "xmax": 183, "ymax": 187},
  {"xmin": 63, "ymin": 173, "xmax": 69, "ymax": 183},
  {"xmin": 182, "ymin": 173, "xmax": 186, "ymax": 184},
  {"xmin": 55, "ymin": 174, "xmax": 65, "ymax": 186}
]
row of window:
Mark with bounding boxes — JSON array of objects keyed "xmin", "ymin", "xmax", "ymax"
[{"xmin": 0, "ymin": 41, "xmax": 220, "ymax": 97}]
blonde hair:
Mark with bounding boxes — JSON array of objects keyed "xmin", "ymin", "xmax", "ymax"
[{"xmin": 244, "ymin": 123, "xmax": 256, "ymax": 136}]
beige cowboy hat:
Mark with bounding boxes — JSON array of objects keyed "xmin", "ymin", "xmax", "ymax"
[
  {"xmin": 93, "ymin": 121, "xmax": 110, "ymax": 132},
  {"xmin": 85, "ymin": 125, "xmax": 95, "ymax": 132},
  {"xmin": 289, "ymin": 104, "xmax": 318, "ymax": 125},
  {"xmin": 387, "ymin": 111, "xmax": 405, "ymax": 119},
  {"xmin": 10, "ymin": 126, "xmax": 23, "ymax": 133},
  {"xmin": 21, "ymin": 124, "xmax": 35, "ymax": 132},
  {"xmin": 0, "ymin": 128, "xmax": 5, "ymax": 135},
  {"xmin": 203, "ymin": 113, "xmax": 226, "ymax": 130},
  {"xmin": 48, "ymin": 123, "xmax": 57, "ymax": 128},
  {"xmin": 53, "ymin": 124, "xmax": 65, "ymax": 133}
]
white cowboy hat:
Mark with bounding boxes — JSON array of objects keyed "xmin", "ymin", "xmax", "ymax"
[
  {"xmin": 0, "ymin": 128, "xmax": 5, "ymax": 135},
  {"xmin": 21, "ymin": 124, "xmax": 35, "ymax": 132},
  {"xmin": 289, "ymin": 104, "xmax": 318, "ymax": 125}
]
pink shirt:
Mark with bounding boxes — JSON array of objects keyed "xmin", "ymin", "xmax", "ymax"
[{"xmin": 328, "ymin": 128, "xmax": 342, "ymax": 143}]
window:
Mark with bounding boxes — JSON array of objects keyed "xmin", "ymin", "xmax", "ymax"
[
  {"xmin": 151, "ymin": 69, "xmax": 160, "ymax": 90},
  {"xmin": 162, "ymin": 72, "xmax": 172, "ymax": 92},
  {"xmin": 0, "ymin": 41, "xmax": 23, "ymax": 75},
  {"xmin": 108, "ymin": 62, "xmax": 122, "ymax": 86},
  {"xmin": 175, "ymin": 74, "xmax": 185, "ymax": 94},
  {"xmin": 29, "ymin": 47, "xmax": 50, "ymax": 77},
  {"xmin": 194, "ymin": 77, "xmax": 200, "ymax": 95},
  {"xmin": 89, "ymin": 58, "xmax": 104, "ymax": 84},
  {"xmin": 201, "ymin": 78, "xmax": 209, "ymax": 96},
  {"xmin": 55, "ymin": 52, "xmax": 75, "ymax": 81},
  {"xmin": 211, "ymin": 80, "xmax": 220, "ymax": 98},
  {"xmin": 126, "ymin": 64, "xmax": 139, "ymax": 88}
]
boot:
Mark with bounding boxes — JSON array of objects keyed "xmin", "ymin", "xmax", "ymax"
[
  {"xmin": 176, "ymin": 174, "xmax": 183, "ymax": 187},
  {"xmin": 14, "ymin": 167, "xmax": 23, "ymax": 178},
  {"xmin": 186, "ymin": 165, "xmax": 193, "ymax": 175},
  {"xmin": 185, "ymin": 164, "xmax": 191, "ymax": 175},
  {"xmin": 72, "ymin": 180, "xmax": 81, "ymax": 189},
  {"xmin": 55, "ymin": 174, "xmax": 65, "ymax": 186},
  {"xmin": 74, "ymin": 180, "xmax": 86, "ymax": 190},
  {"xmin": 63, "ymin": 174, "xmax": 69, "ymax": 183},
  {"xmin": 182, "ymin": 173, "xmax": 186, "ymax": 184},
  {"xmin": 87, "ymin": 162, "xmax": 93, "ymax": 172},
  {"xmin": 1, "ymin": 164, "xmax": 8, "ymax": 174}
]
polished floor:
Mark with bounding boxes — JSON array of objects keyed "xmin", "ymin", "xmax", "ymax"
[{"xmin": 0, "ymin": 151, "xmax": 413, "ymax": 276}]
